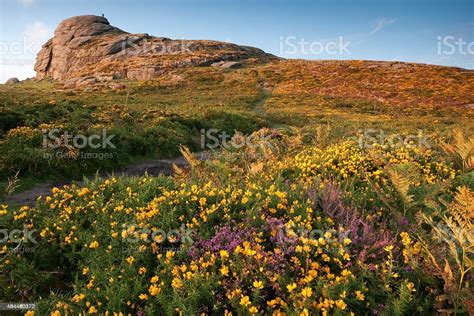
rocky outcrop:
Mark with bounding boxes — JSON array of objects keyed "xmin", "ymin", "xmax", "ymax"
[
  {"xmin": 35, "ymin": 15, "xmax": 274, "ymax": 81},
  {"xmin": 5, "ymin": 77, "xmax": 20, "ymax": 84}
]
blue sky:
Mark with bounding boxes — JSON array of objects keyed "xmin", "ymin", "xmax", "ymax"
[{"xmin": 0, "ymin": 0, "xmax": 473, "ymax": 82}]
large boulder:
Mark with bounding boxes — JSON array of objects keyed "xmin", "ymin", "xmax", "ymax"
[
  {"xmin": 35, "ymin": 15, "xmax": 275, "ymax": 81},
  {"xmin": 5, "ymin": 77, "xmax": 20, "ymax": 84}
]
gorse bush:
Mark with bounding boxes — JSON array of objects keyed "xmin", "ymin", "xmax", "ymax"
[{"xmin": 1, "ymin": 129, "xmax": 472, "ymax": 315}]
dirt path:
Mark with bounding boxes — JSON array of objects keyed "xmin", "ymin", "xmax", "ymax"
[
  {"xmin": 2, "ymin": 152, "xmax": 210, "ymax": 207},
  {"xmin": 3, "ymin": 76, "xmax": 273, "ymax": 208},
  {"xmin": 253, "ymin": 77, "xmax": 272, "ymax": 115}
]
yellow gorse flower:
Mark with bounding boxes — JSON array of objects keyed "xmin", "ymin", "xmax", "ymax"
[
  {"xmin": 240, "ymin": 295, "xmax": 250, "ymax": 307},
  {"xmin": 252, "ymin": 280, "xmax": 264, "ymax": 290},
  {"xmin": 301, "ymin": 287, "xmax": 312, "ymax": 298},
  {"xmin": 287, "ymin": 283, "xmax": 297, "ymax": 292}
]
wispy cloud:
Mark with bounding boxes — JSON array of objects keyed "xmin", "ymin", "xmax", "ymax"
[
  {"xmin": 369, "ymin": 17, "xmax": 397, "ymax": 35},
  {"xmin": 18, "ymin": 0, "xmax": 36, "ymax": 5},
  {"xmin": 309, "ymin": 17, "xmax": 398, "ymax": 51},
  {"xmin": 23, "ymin": 21, "xmax": 52, "ymax": 51}
]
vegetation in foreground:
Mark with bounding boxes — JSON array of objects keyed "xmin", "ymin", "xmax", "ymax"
[
  {"xmin": 1, "ymin": 128, "xmax": 473, "ymax": 314},
  {"xmin": 0, "ymin": 59, "xmax": 473, "ymax": 314}
]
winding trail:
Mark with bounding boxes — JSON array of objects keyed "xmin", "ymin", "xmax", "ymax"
[
  {"xmin": 2, "ymin": 75, "xmax": 272, "ymax": 208},
  {"xmin": 253, "ymin": 76, "xmax": 272, "ymax": 115},
  {"xmin": 2, "ymin": 152, "xmax": 210, "ymax": 207}
]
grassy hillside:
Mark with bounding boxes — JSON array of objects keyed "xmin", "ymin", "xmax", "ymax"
[
  {"xmin": 0, "ymin": 59, "xmax": 473, "ymax": 314},
  {"xmin": 1, "ymin": 60, "xmax": 472, "ymax": 186}
]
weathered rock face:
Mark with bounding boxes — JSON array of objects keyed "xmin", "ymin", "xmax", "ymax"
[
  {"xmin": 35, "ymin": 15, "xmax": 125, "ymax": 80},
  {"xmin": 35, "ymin": 15, "xmax": 274, "ymax": 81}
]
